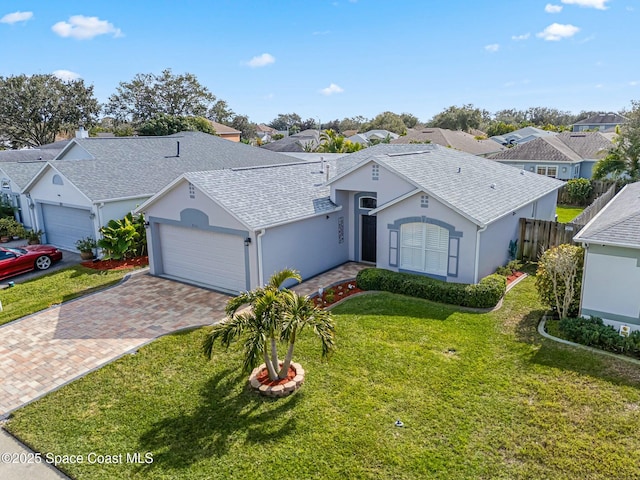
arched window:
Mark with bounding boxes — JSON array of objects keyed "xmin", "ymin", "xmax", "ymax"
[
  {"xmin": 52, "ymin": 174, "xmax": 64, "ymax": 185},
  {"xmin": 400, "ymin": 222, "xmax": 449, "ymax": 276}
]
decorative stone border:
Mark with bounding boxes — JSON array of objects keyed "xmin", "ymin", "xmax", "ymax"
[{"xmin": 249, "ymin": 362, "xmax": 305, "ymax": 397}]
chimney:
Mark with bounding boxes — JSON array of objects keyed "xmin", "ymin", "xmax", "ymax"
[{"xmin": 75, "ymin": 125, "xmax": 89, "ymax": 139}]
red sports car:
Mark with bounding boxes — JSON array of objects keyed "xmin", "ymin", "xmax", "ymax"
[{"xmin": 0, "ymin": 245, "xmax": 63, "ymax": 280}]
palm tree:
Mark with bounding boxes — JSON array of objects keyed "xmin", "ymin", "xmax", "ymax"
[{"xmin": 202, "ymin": 269, "xmax": 336, "ymax": 382}]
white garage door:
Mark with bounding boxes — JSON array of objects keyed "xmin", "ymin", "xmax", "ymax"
[
  {"xmin": 159, "ymin": 223, "xmax": 246, "ymax": 293},
  {"xmin": 41, "ymin": 204, "xmax": 94, "ymax": 251}
]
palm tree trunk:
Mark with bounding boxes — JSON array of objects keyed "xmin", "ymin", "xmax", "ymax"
[
  {"xmin": 278, "ymin": 341, "xmax": 295, "ymax": 379},
  {"xmin": 263, "ymin": 345, "xmax": 278, "ymax": 381},
  {"xmin": 270, "ymin": 336, "xmax": 280, "ymax": 374}
]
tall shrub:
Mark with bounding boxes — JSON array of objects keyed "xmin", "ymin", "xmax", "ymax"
[
  {"xmin": 564, "ymin": 178, "xmax": 593, "ymax": 206},
  {"xmin": 98, "ymin": 212, "xmax": 147, "ymax": 260},
  {"xmin": 535, "ymin": 244, "xmax": 584, "ymax": 318}
]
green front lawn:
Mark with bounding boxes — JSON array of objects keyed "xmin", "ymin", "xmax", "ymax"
[
  {"xmin": 0, "ymin": 266, "xmax": 130, "ymax": 326},
  {"xmin": 6, "ymin": 278, "xmax": 640, "ymax": 479},
  {"xmin": 556, "ymin": 204, "xmax": 585, "ymax": 223}
]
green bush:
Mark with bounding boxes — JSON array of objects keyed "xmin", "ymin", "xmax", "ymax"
[
  {"xmin": 559, "ymin": 317, "xmax": 640, "ymax": 359},
  {"xmin": 564, "ymin": 178, "xmax": 593, "ymax": 206},
  {"xmin": 535, "ymin": 244, "xmax": 583, "ymax": 318},
  {"xmin": 98, "ymin": 212, "xmax": 147, "ymax": 260},
  {"xmin": 356, "ymin": 268, "xmax": 506, "ymax": 308}
]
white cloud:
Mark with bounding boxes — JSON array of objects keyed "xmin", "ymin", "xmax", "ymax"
[
  {"xmin": 52, "ymin": 15, "xmax": 122, "ymax": 40},
  {"xmin": 484, "ymin": 43, "xmax": 500, "ymax": 52},
  {"xmin": 247, "ymin": 53, "xmax": 275, "ymax": 68},
  {"xmin": 561, "ymin": 0, "xmax": 610, "ymax": 9},
  {"xmin": 545, "ymin": 4, "xmax": 563, "ymax": 13},
  {"xmin": 536, "ymin": 23, "xmax": 580, "ymax": 41},
  {"xmin": 320, "ymin": 83, "xmax": 344, "ymax": 96},
  {"xmin": 52, "ymin": 70, "xmax": 81, "ymax": 81},
  {"xmin": 0, "ymin": 11, "xmax": 33, "ymax": 24},
  {"xmin": 512, "ymin": 33, "xmax": 530, "ymax": 41},
  {"xmin": 630, "ymin": 81, "xmax": 639, "ymax": 86}
]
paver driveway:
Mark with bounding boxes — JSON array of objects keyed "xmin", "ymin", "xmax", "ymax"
[{"xmin": 0, "ymin": 271, "xmax": 232, "ymax": 416}]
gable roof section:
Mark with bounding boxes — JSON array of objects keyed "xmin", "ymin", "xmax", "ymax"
[
  {"xmin": 0, "ymin": 162, "xmax": 47, "ymax": 189},
  {"xmin": 26, "ymin": 131, "xmax": 297, "ymax": 202},
  {"xmin": 331, "ymin": 144, "xmax": 563, "ymax": 227},
  {"xmin": 574, "ymin": 182, "xmax": 640, "ymax": 249},
  {"xmin": 573, "ymin": 112, "xmax": 628, "ymax": 126},
  {"xmin": 139, "ymin": 160, "xmax": 340, "ymax": 230},
  {"xmin": 209, "ymin": 121, "xmax": 241, "ymax": 135},
  {"xmin": 392, "ymin": 127, "xmax": 506, "ymax": 155},
  {"xmin": 489, "ymin": 132, "xmax": 612, "ymax": 162}
]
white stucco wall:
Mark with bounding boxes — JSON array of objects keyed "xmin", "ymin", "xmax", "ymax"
[
  {"xmin": 330, "ymin": 161, "xmax": 414, "ymax": 205},
  {"xmin": 581, "ymin": 245, "xmax": 640, "ymax": 331},
  {"xmin": 28, "ymin": 168, "xmax": 92, "ymax": 209},
  {"xmin": 56, "ymin": 143, "xmax": 93, "ymax": 160}
]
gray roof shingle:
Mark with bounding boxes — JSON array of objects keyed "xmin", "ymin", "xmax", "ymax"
[
  {"xmin": 574, "ymin": 182, "xmax": 640, "ymax": 248},
  {"xmin": 0, "ymin": 162, "xmax": 46, "ymax": 189},
  {"xmin": 334, "ymin": 144, "xmax": 564, "ymax": 226},
  {"xmin": 38, "ymin": 131, "xmax": 298, "ymax": 201},
  {"xmin": 573, "ymin": 113, "xmax": 628, "ymax": 126},
  {"xmin": 184, "ymin": 160, "xmax": 339, "ymax": 229},
  {"xmin": 489, "ymin": 132, "xmax": 612, "ymax": 162}
]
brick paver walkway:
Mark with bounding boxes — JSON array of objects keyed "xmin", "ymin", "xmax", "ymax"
[{"xmin": 0, "ymin": 262, "xmax": 368, "ymax": 417}]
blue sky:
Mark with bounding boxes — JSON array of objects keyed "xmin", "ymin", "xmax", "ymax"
[{"xmin": 1, "ymin": 0, "xmax": 638, "ymax": 124}]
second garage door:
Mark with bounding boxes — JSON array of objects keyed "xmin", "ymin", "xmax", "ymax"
[
  {"xmin": 158, "ymin": 223, "xmax": 246, "ymax": 294},
  {"xmin": 41, "ymin": 204, "xmax": 94, "ymax": 251}
]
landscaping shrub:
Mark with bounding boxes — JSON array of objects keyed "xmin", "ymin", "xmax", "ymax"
[
  {"xmin": 536, "ymin": 244, "xmax": 583, "ymax": 318},
  {"xmin": 356, "ymin": 268, "xmax": 506, "ymax": 308},
  {"xmin": 564, "ymin": 178, "xmax": 593, "ymax": 206},
  {"xmin": 98, "ymin": 212, "xmax": 147, "ymax": 260},
  {"xmin": 559, "ymin": 317, "xmax": 640, "ymax": 359}
]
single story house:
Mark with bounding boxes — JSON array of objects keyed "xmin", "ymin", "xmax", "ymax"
[
  {"xmin": 572, "ymin": 113, "xmax": 627, "ymax": 133},
  {"xmin": 573, "ymin": 182, "xmax": 640, "ymax": 332},
  {"xmin": 488, "ymin": 132, "xmax": 612, "ymax": 179},
  {"xmin": 136, "ymin": 144, "xmax": 563, "ymax": 294},
  {"xmin": 209, "ymin": 121, "xmax": 242, "ymax": 142},
  {"xmin": 348, "ymin": 130, "xmax": 399, "ymax": 145},
  {"xmin": 20, "ymin": 131, "xmax": 297, "ymax": 251},
  {"xmin": 392, "ymin": 127, "xmax": 506, "ymax": 156},
  {"xmin": 0, "ymin": 161, "xmax": 46, "ymax": 229},
  {"xmin": 260, "ymin": 129, "xmax": 320, "ymax": 153}
]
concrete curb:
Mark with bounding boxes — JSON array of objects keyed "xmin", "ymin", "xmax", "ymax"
[{"xmin": 538, "ymin": 316, "xmax": 640, "ymax": 366}]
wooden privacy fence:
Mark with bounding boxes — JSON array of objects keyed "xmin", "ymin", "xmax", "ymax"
[
  {"xmin": 572, "ymin": 184, "xmax": 616, "ymax": 226},
  {"xmin": 557, "ymin": 180, "xmax": 616, "ymax": 205},
  {"xmin": 517, "ymin": 218, "xmax": 582, "ymax": 261}
]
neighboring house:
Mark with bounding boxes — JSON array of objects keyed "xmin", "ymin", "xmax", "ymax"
[
  {"xmin": 488, "ymin": 132, "xmax": 613, "ymax": 179},
  {"xmin": 255, "ymin": 124, "xmax": 277, "ymax": 143},
  {"xmin": 260, "ymin": 129, "xmax": 320, "ymax": 152},
  {"xmin": 209, "ymin": 121, "xmax": 242, "ymax": 142},
  {"xmin": 135, "ymin": 144, "xmax": 563, "ymax": 294},
  {"xmin": 572, "ymin": 112, "xmax": 627, "ymax": 132},
  {"xmin": 392, "ymin": 128, "xmax": 506, "ymax": 156},
  {"xmin": 0, "ymin": 140, "xmax": 70, "ymax": 229},
  {"xmin": 348, "ymin": 130, "xmax": 399, "ymax": 145},
  {"xmin": 490, "ymin": 126, "xmax": 556, "ymax": 147},
  {"xmin": 573, "ymin": 182, "xmax": 640, "ymax": 332},
  {"xmin": 20, "ymin": 131, "xmax": 296, "ymax": 251}
]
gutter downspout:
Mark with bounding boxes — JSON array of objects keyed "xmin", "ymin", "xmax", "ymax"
[
  {"xmin": 473, "ymin": 224, "xmax": 488, "ymax": 284},
  {"xmin": 257, "ymin": 229, "xmax": 266, "ymax": 287}
]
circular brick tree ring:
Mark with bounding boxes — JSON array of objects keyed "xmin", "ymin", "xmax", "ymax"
[{"xmin": 249, "ymin": 362, "xmax": 305, "ymax": 397}]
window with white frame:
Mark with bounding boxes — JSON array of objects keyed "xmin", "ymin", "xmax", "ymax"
[
  {"xmin": 536, "ymin": 165, "xmax": 557, "ymax": 178},
  {"xmin": 399, "ymin": 222, "xmax": 449, "ymax": 276}
]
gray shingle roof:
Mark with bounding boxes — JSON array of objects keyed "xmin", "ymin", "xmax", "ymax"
[
  {"xmin": 489, "ymin": 132, "xmax": 612, "ymax": 162},
  {"xmin": 392, "ymin": 128, "xmax": 506, "ymax": 155},
  {"xmin": 573, "ymin": 113, "xmax": 627, "ymax": 126},
  {"xmin": 334, "ymin": 144, "xmax": 564, "ymax": 226},
  {"xmin": 574, "ymin": 182, "xmax": 640, "ymax": 248},
  {"xmin": 183, "ymin": 160, "xmax": 339, "ymax": 229},
  {"xmin": 0, "ymin": 162, "xmax": 46, "ymax": 189},
  {"xmin": 35, "ymin": 131, "xmax": 299, "ymax": 201}
]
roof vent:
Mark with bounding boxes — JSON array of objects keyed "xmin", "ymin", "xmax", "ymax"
[
  {"xmin": 457, "ymin": 167, "xmax": 461, "ymax": 173},
  {"xmin": 176, "ymin": 141, "xmax": 180, "ymax": 157},
  {"xmin": 490, "ymin": 183, "xmax": 496, "ymax": 189},
  {"xmin": 520, "ymin": 169, "xmax": 525, "ymax": 175}
]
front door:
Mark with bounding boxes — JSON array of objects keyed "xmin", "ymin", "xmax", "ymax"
[{"xmin": 361, "ymin": 215, "xmax": 377, "ymax": 263}]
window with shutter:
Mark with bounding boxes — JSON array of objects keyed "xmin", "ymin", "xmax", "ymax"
[{"xmin": 400, "ymin": 222, "xmax": 449, "ymax": 276}]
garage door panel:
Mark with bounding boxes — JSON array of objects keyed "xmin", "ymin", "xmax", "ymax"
[
  {"xmin": 41, "ymin": 204, "xmax": 94, "ymax": 251},
  {"xmin": 159, "ymin": 224, "xmax": 246, "ymax": 293}
]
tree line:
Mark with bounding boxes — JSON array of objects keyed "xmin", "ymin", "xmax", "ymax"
[{"xmin": 0, "ymin": 69, "xmax": 636, "ymax": 180}]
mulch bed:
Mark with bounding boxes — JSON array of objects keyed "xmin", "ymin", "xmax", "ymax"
[
  {"xmin": 313, "ymin": 280, "xmax": 362, "ymax": 308},
  {"xmin": 255, "ymin": 365, "xmax": 297, "ymax": 387},
  {"xmin": 81, "ymin": 256, "xmax": 149, "ymax": 271}
]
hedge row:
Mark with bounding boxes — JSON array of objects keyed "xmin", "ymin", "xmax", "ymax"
[
  {"xmin": 559, "ymin": 317, "xmax": 640, "ymax": 359},
  {"xmin": 355, "ymin": 268, "xmax": 506, "ymax": 308}
]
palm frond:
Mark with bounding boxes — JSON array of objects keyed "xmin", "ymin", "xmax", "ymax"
[{"xmin": 267, "ymin": 268, "xmax": 301, "ymax": 290}]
